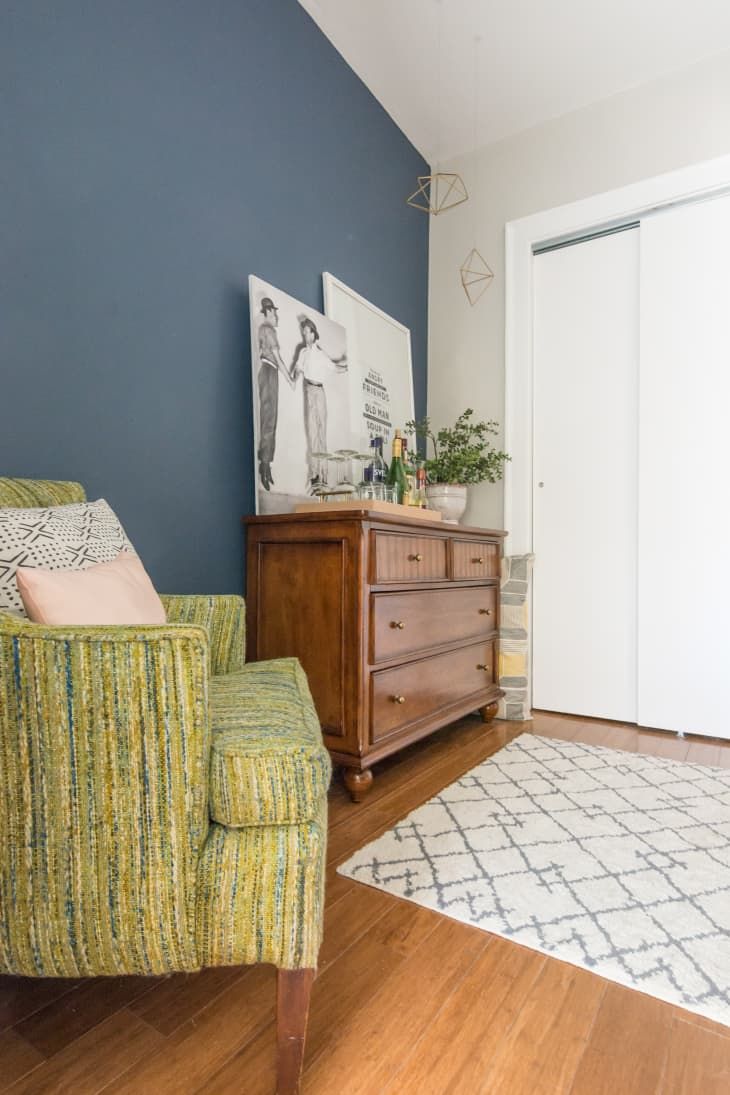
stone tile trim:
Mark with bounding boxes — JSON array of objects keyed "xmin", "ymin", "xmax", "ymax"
[{"xmin": 498, "ymin": 553, "xmax": 535, "ymax": 721}]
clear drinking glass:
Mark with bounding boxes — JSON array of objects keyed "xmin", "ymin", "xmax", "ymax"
[{"xmin": 358, "ymin": 451, "xmax": 373, "ymax": 491}]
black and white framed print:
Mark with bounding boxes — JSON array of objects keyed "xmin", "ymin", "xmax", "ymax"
[{"xmin": 249, "ymin": 275, "xmax": 353, "ymax": 515}]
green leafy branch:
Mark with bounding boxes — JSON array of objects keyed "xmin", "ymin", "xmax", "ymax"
[{"xmin": 405, "ymin": 408, "xmax": 510, "ymax": 486}]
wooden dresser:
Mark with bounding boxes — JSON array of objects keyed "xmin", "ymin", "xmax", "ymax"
[{"xmin": 245, "ymin": 511, "xmax": 506, "ymax": 801}]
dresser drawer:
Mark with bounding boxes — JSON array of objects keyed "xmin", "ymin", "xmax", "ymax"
[
  {"xmin": 451, "ymin": 539, "xmax": 500, "ymax": 580},
  {"xmin": 371, "ymin": 586, "xmax": 497, "ymax": 663},
  {"xmin": 372, "ymin": 532, "xmax": 448, "ymax": 583},
  {"xmin": 370, "ymin": 640, "xmax": 495, "ymax": 743}
]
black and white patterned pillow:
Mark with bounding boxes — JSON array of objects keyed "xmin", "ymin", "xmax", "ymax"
[{"xmin": 0, "ymin": 499, "xmax": 137, "ymax": 616}]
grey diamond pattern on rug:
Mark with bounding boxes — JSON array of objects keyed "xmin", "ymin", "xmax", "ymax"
[{"xmin": 338, "ymin": 735, "xmax": 730, "ymax": 1026}]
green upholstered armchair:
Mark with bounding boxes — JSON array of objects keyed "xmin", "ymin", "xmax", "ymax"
[{"xmin": 0, "ymin": 478, "xmax": 330, "ymax": 1094}]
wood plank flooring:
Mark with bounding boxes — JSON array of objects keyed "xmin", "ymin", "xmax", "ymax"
[{"xmin": 1, "ymin": 711, "xmax": 729, "ymax": 1093}]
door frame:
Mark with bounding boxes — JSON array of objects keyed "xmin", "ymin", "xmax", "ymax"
[{"xmin": 504, "ymin": 153, "xmax": 730, "ymax": 557}]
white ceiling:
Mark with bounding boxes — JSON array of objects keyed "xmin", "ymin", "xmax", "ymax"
[{"xmin": 299, "ymin": 0, "xmax": 730, "ymax": 162}]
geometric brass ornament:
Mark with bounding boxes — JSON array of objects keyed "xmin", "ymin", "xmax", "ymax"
[
  {"xmin": 460, "ymin": 248, "xmax": 494, "ymax": 305},
  {"xmin": 406, "ymin": 172, "xmax": 469, "ymax": 216}
]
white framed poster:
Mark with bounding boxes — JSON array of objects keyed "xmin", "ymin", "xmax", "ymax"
[
  {"xmin": 323, "ymin": 273, "xmax": 415, "ymax": 451},
  {"xmin": 249, "ymin": 275, "xmax": 352, "ymax": 515}
]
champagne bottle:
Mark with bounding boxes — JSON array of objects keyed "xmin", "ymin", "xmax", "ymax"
[
  {"xmin": 401, "ymin": 438, "xmax": 415, "ymax": 506},
  {"xmin": 386, "ymin": 430, "xmax": 408, "ymax": 504}
]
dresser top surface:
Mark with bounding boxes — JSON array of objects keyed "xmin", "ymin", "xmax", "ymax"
[{"xmin": 244, "ymin": 509, "xmax": 506, "ymax": 538}]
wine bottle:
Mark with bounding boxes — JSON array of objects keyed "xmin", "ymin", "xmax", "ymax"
[
  {"xmin": 401, "ymin": 438, "xmax": 415, "ymax": 506},
  {"xmin": 413, "ymin": 458, "xmax": 427, "ymax": 507},
  {"xmin": 386, "ymin": 430, "xmax": 408, "ymax": 504}
]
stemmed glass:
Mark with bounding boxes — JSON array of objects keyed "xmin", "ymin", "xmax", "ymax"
[
  {"xmin": 309, "ymin": 452, "xmax": 332, "ymax": 499},
  {"xmin": 334, "ymin": 449, "xmax": 360, "ymax": 495},
  {"xmin": 357, "ymin": 451, "xmax": 373, "ymax": 494},
  {"xmin": 325, "ymin": 453, "xmax": 348, "ymax": 499}
]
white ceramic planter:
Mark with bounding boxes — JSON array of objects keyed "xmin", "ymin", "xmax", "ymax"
[{"xmin": 425, "ymin": 483, "xmax": 468, "ymax": 524}]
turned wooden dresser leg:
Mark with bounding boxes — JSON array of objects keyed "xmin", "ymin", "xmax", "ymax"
[
  {"xmin": 277, "ymin": 967, "xmax": 314, "ymax": 1095},
  {"xmin": 343, "ymin": 767, "xmax": 374, "ymax": 802},
  {"xmin": 479, "ymin": 701, "xmax": 500, "ymax": 724}
]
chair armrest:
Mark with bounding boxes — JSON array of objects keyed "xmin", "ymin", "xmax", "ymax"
[
  {"xmin": 0, "ymin": 614, "xmax": 212, "ymax": 974},
  {"xmin": 209, "ymin": 659, "xmax": 332, "ymax": 827},
  {"xmin": 161, "ymin": 594, "xmax": 246, "ymax": 675},
  {"xmin": 0, "ymin": 616, "xmax": 211, "ymax": 795}
]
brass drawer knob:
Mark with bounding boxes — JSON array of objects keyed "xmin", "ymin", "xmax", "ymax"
[
  {"xmin": 391, "ymin": 694, "xmax": 406, "ymax": 704},
  {"xmin": 479, "ymin": 608, "xmax": 492, "ymax": 616},
  {"xmin": 390, "ymin": 620, "xmax": 405, "ymax": 630},
  {"xmin": 409, "ymin": 552, "xmax": 423, "ymax": 562},
  {"xmin": 477, "ymin": 664, "xmax": 490, "ymax": 671},
  {"xmin": 473, "ymin": 557, "xmax": 485, "ymax": 564}
]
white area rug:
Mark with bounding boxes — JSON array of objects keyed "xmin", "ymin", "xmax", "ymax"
[{"xmin": 338, "ymin": 735, "xmax": 730, "ymax": 1025}]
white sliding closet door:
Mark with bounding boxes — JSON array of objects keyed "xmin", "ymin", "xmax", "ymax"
[
  {"xmin": 638, "ymin": 195, "xmax": 730, "ymax": 738},
  {"xmin": 532, "ymin": 230, "xmax": 639, "ymax": 720}
]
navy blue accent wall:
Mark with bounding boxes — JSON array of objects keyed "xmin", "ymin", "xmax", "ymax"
[{"xmin": 0, "ymin": 0, "xmax": 429, "ymax": 593}]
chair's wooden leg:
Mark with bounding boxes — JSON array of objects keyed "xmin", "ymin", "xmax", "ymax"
[{"xmin": 277, "ymin": 967, "xmax": 314, "ymax": 1095}]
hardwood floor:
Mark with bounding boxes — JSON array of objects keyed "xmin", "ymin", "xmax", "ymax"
[{"xmin": 1, "ymin": 712, "xmax": 729, "ymax": 1093}]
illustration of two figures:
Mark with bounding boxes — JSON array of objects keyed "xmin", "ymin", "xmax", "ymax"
[{"xmin": 256, "ymin": 295, "xmax": 347, "ymax": 492}]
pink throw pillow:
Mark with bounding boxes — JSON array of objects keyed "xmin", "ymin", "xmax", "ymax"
[{"xmin": 16, "ymin": 552, "xmax": 166, "ymax": 626}]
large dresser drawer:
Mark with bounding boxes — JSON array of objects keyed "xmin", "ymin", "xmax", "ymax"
[
  {"xmin": 372, "ymin": 531, "xmax": 448, "ymax": 583},
  {"xmin": 451, "ymin": 539, "xmax": 500, "ymax": 580},
  {"xmin": 371, "ymin": 586, "xmax": 497, "ymax": 663},
  {"xmin": 370, "ymin": 640, "xmax": 496, "ymax": 743}
]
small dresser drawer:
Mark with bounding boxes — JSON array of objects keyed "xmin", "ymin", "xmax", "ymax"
[
  {"xmin": 372, "ymin": 532, "xmax": 448, "ymax": 583},
  {"xmin": 371, "ymin": 586, "xmax": 497, "ymax": 663},
  {"xmin": 370, "ymin": 640, "xmax": 495, "ymax": 743},
  {"xmin": 452, "ymin": 539, "xmax": 499, "ymax": 580}
]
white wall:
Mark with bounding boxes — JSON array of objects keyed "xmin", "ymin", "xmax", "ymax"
[{"xmin": 428, "ymin": 48, "xmax": 730, "ymax": 530}]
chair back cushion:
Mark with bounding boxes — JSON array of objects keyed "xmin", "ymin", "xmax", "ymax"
[
  {"xmin": 0, "ymin": 479, "xmax": 208, "ymax": 977},
  {"xmin": 0, "ymin": 478, "xmax": 86, "ymax": 508}
]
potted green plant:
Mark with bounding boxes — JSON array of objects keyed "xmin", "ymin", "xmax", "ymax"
[{"xmin": 405, "ymin": 409, "xmax": 510, "ymax": 523}]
